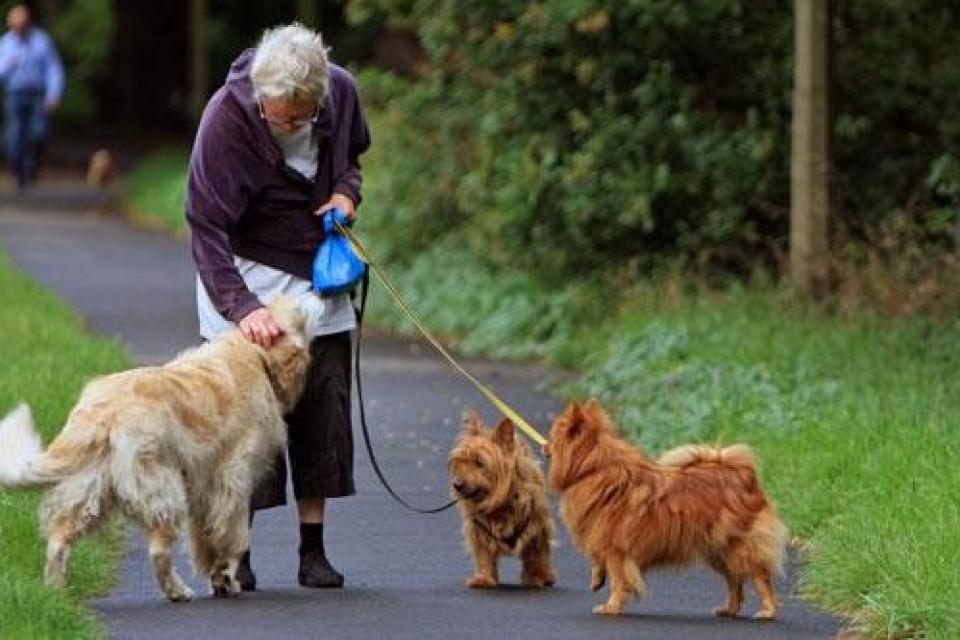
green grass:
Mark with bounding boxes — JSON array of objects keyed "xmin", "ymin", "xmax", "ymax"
[
  {"xmin": 575, "ymin": 294, "xmax": 960, "ymax": 638},
  {"xmin": 361, "ymin": 246, "xmax": 960, "ymax": 638},
  {"xmin": 124, "ymin": 147, "xmax": 189, "ymax": 235},
  {"xmin": 0, "ymin": 250, "xmax": 130, "ymax": 639},
  {"xmin": 337, "ymin": 236, "xmax": 960, "ymax": 639},
  {"xmin": 123, "ymin": 139, "xmax": 960, "ymax": 638}
]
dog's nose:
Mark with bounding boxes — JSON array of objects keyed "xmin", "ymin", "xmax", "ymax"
[{"xmin": 453, "ymin": 481, "xmax": 467, "ymax": 495}]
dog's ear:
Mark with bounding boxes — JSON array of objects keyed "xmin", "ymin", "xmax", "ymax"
[
  {"xmin": 563, "ymin": 401, "xmax": 584, "ymax": 439},
  {"xmin": 290, "ymin": 306, "xmax": 307, "ymax": 335},
  {"xmin": 462, "ymin": 410, "xmax": 483, "ymax": 436},
  {"xmin": 288, "ymin": 299, "xmax": 309, "ymax": 336},
  {"xmin": 494, "ymin": 418, "xmax": 515, "ymax": 448},
  {"xmin": 582, "ymin": 398, "xmax": 609, "ymax": 431},
  {"xmin": 268, "ymin": 294, "xmax": 309, "ymax": 340}
]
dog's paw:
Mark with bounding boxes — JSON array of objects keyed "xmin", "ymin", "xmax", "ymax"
[
  {"xmin": 210, "ymin": 570, "xmax": 242, "ymax": 597},
  {"xmin": 521, "ymin": 570, "xmax": 556, "ymax": 588},
  {"xmin": 466, "ymin": 574, "xmax": 498, "ymax": 589},
  {"xmin": 753, "ymin": 609, "xmax": 777, "ymax": 621},
  {"xmin": 210, "ymin": 576, "xmax": 234, "ymax": 598},
  {"xmin": 167, "ymin": 586, "xmax": 195, "ymax": 603},
  {"xmin": 713, "ymin": 606, "xmax": 739, "ymax": 618},
  {"xmin": 592, "ymin": 603, "xmax": 623, "ymax": 616}
]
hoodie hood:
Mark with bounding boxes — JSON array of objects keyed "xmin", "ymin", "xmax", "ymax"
[{"xmin": 225, "ymin": 48, "xmax": 258, "ymax": 105}]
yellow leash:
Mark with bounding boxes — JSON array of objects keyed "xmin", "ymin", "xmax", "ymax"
[{"xmin": 335, "ymin": 222, "xmax": 547, "ymax": 447}]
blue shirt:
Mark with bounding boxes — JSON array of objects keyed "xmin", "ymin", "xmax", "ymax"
[{"xmin": 0, "ymin": 27, "xmax": 64, "ymax": 103}]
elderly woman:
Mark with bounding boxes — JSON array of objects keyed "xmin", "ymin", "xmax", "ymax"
[{"xmin": 186, "ymin": 23, "xmax": 370, "ymax": 589}]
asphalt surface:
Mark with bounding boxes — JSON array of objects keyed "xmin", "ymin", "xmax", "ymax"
[{"xmin": 0, "ymin": 189, "xmax": 845, "ymax": 639}]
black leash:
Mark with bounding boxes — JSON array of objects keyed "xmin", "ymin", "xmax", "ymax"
[
  {"xmin": 353, "ymin": 271, "xmax": 527, "ymax": 547},
  {"xmin": 353, "ymin": 270, "xmax": 458, "ymax": 514}
]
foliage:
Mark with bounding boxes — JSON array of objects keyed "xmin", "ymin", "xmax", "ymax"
[
  {"xmin": 351, "ymin": 0, "xmax": 960, "ymax": 280},
  {"xmin": 360, "ymin": 234, "xmax": 609, "ymax": 366},
  {"xmin": 355, "ymin": 71, "xmax": 476, "ymax": 264},
  {"xmin": 0, "ymin": 250, "xmax": 128, "ymax": 640},
  {"xmin": 46, "ymin": 0, "xmax": 116, "ymax": 120},
  {"xmin": 833, "ymin": 2, "xmax": 960, "ymax": 233}
]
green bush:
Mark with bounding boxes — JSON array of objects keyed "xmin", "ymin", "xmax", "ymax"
[
  {"xmin": 351, "ymin": 0, "xmax": 960, "ymax": 278},
  {"xmin": 50, "ymin": 0, "xmax": 115, "ymax": 121}
]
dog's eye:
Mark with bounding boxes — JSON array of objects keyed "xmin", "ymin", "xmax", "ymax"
[{"xmin": 474, "ymin": 456, "xmax": 484, "ymax": 468}]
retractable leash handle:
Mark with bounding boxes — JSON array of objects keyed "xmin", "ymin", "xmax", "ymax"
[{"xmin": 321, "ymin": 207, "xmax": 352, "ymax": 234}]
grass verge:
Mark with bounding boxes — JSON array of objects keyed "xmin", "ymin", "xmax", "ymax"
[
  {"xmin": 0, "ymin": 250, "xmax": 129, "ymax": 639},
  {"xmin": 123, "ymin": 147, "xmax": 190, "ymax": 236},
  {"xmin": 124, "ymin": 140, "xmax": 960, "ymax": 638},
  {"xmin": 353, "ymin": 242, "xmax": 960, "ymax": 639}
]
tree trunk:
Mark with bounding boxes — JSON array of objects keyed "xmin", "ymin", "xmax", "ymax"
[{"xmin": 790, "ymin": 0, "xmax": 832, "ymax": 294}]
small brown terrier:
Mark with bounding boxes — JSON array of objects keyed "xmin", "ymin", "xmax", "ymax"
[
  {"xmin": 545, "ymin": 400, "xmax": 786, "ymax": 619},
  {"xmin": 448, "ymin": 412, "xmax": 556, "ymax": 589}
]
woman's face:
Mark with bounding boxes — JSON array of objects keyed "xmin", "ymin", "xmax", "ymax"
[{"xmin": 258, "ymin": 97, "xmax": 319, "ymax": 135}]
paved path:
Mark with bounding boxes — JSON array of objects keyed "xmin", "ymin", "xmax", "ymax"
[{"xmin": 0, "ymin": 192, "xmax": 844, "ymax": 639}]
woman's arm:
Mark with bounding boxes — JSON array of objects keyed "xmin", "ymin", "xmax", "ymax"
[{"xmin": 185, "ymin": 93, "xmax": 263, "ymax": 323}]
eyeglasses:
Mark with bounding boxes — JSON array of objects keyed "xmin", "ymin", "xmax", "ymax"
[{"xmin": 258, "ymin": 100, "xmax": 321, "ymax": 128}]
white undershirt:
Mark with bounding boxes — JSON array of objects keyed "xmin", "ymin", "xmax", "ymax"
[
  {"xmin": 196, "ymin": 122, "xmax": 356, "ymax": 340},
  {"xmin": 273, "ymin": 120, "xmax": 319, "ymax": 178}
]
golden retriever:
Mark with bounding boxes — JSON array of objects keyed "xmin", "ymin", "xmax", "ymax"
[
  {"xmin": 545, "ymin": 400, "xmax": 786, "ymax": 619},
  {"xmin": 0, "ymin": 296, "xmax": 311, "ymax": 601}
]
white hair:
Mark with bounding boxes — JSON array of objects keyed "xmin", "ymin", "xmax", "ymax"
[{"xmin": 251, "ymin": 23, "xmax": 330, "ymax": 103}]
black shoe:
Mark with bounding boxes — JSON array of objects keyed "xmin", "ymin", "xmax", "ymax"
[
  {"xmin": 298, "ymin": 549, "xmax": 344, "ymax": 588},
  {"xmin": 236, "ymin": 550, "xmax": 257, "ymax": 591}
]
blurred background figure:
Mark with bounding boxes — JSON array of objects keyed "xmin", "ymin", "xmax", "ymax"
[{"xmin": 0, "ymin": 4, "xmax": 63, "ymax": 191}]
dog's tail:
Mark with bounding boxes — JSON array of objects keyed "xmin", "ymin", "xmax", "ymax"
[
  {"xmin": 659, "ymin": 443, "xmax": 762, "ymax": 493},
  {"xmin": 657, "ymin": 443, "xmax": 757, "ymax": 469},
  {"xmin": 751, "ymin": 507, "xmax": 788, "ymax": 576},
  {"xmin": 660, "ymin": 443, "xmax": 787, "ymax": 574},
  {"xmin": 0, "ymin": 403, "xmax": 49, "ymax": 488},
  {"xmin": 0, "ymin": 403, "xmax": 95, "ymax": 490}
]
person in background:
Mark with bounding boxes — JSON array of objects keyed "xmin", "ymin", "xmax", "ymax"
[
  {"xmin": 0, "ymin": 4, "xmax": 63, "ymax": 190},
  {"xmin": 185, "ymin": 22, "xmax": 370, "ymax": 590}
]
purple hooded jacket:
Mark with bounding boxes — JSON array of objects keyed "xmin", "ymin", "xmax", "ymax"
[{"xmin": 186, "ymin": 49, "xmax": 371, "ymax": 323}]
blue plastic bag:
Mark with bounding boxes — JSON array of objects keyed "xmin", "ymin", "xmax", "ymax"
[{"xmin": 312, "ymin": 208, "xmax": 367, "ymax": 297}]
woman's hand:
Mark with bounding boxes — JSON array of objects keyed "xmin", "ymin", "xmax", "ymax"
[
  {"xmin": 238, "ymin": 307, "xmax": 283, "ymax": 348},
  {"xmin": 315, "ymin": 192, "xmax": 356, "ymax": 221}
]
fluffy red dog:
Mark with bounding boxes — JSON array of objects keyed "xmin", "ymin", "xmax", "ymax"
[{"xmin": 545, "ymin": 400, "xmax": 786, "ymax": 619}]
